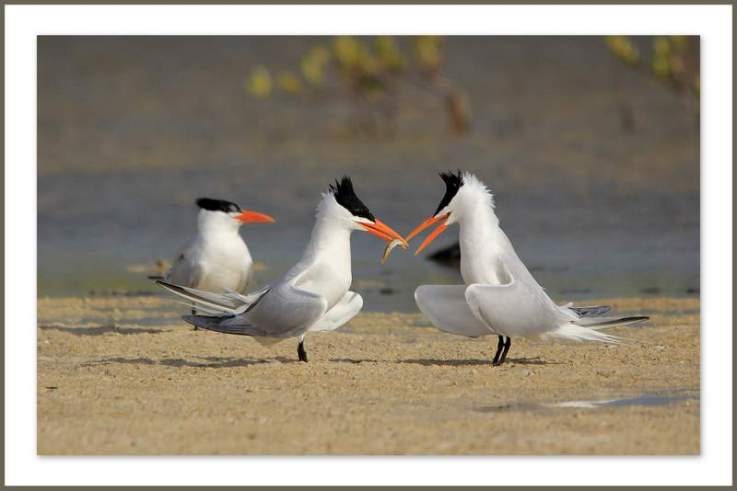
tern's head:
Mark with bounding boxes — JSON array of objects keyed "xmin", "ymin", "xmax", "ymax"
[
  {"xmin": 406, "ymin": 171, "xmax": 494, "ymax": 254},
  {"xmin": 195, "ymin": 197, "xmax": 275, "ymax": 231},
  {"xmin": 320, "ymin": 176, "xmax": 407, "ymax": 245}
]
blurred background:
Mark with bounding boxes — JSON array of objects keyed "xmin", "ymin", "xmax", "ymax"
[{"xmin": 38, "ymin": 36, "xmax": 699, "ymax": 312}]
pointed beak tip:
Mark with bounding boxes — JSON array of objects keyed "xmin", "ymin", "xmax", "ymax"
[
  {"xmin": 362, "ymin": 218, "xmax": 406, "ymax": 244},
  {"xmin": 408, "ymin": 214, "xmax": 449, "ymax": 254}
]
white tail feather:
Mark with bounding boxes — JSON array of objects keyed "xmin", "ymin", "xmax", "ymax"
[
  {"xmin": 544, "ymin": 323, "xmax": 621, "ymax": 344},
  {"xmin": 574, "ymin": 315, "xmax": 649, "ymax": 328}
]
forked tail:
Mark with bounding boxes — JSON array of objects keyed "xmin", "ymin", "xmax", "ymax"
[
  {"xmin": 574, "ymin": 315, "xmax": 650, "ymax": 328},
  {"xmin": 546, "ymin": 315, "xmax": 649, "ymax": 343}
]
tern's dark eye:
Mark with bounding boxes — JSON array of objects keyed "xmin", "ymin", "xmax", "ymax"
[
  {"xmin": 329, "ymin": 176, "xmax": 375, "ymax": 222},
  {"xmin": 196, "ymin": 198, "xmax": 241, "ymax": 213},
  {"xmin": 435, "ymin": 170, "xmax": 463, "ymax": 216}
]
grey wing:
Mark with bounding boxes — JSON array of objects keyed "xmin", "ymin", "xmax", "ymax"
[
  {"xmin": 165, "ymin": 245, "xmax": 203, "ymax": 288},
  {"xmin": 186, "ymin": 283, "xmax": 328, "ymax": 339},
  {"xmin": 465, "ymin": 261, "xmax": 571, "ymax": 337},
  {"xmin": 244, "ymin": 282, "xmax": 329, "ymax": 337},
  {"xmin": 308, "ymin": 291, "xmax": 363, "ymax": 332},
  {"xmin": 182, "ymin": 314, "xmax": 262, "ymax": 335},
  {"xmin": 568, "ymin": 305, "xmax": 612, "ymax": 318},
  {"xmin": 415, "ymin": 285, "xmax": 495, "ymax": 337}
]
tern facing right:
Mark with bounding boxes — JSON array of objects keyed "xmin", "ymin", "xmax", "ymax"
[
  {"xmin": 156, "ymin": 177, "xmax": 407, "ymax": 362},
  {"xmin": 156, "ymin": 197, "xmax": 275, "ymax": 294},
  {"xmin": 407, "ymin": 171, "xmax": 649, "ymax": 366}
]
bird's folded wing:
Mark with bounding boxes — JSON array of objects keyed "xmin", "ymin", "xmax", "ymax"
[
  {"xmin": 414, "ymin": 285, "xmax": 496, "ymax": 337},
  {"xmin": 164, "ymin": 246, "xmax": 203, "ymax": 288},
  {"xmin": 241, "ymin": 283, "xmax": 329, "ymax": 338},
  {"xmin": 223, "ymin": 287, "xmax": 270, "ymax": 307},
  {"xmin": 181, "ymin": 314, "xmax": 270, "ymax": 336},
  {"xmin": 184, "ymin": 284, "xmax": 328, "ymax": 339},
  {"xmin": 465, "ymin": 273, "xmax": 566, "ymax": 337},
  {"xmin": 308, "ymin": 291, "xmax": 363, "ymax": 332}
]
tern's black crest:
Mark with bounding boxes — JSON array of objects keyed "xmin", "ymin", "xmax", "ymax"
[
  {"xmin": 434, "ymin": 170, "xmax": 463, "ymax": 216},
  {"xmin": 196, "ymin": 198, "xmax": 241, "ymax": 213},
  {"xmin": 329, "ymin": 176, "xmax": 375, "ymax": 222}
]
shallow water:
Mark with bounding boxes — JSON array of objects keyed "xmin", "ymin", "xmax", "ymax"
[
  {"xmin": 476, "ymin": 390, "xmax": 698, "ymax": 413},
  {"xmin": 37, "ymin": 37, "xmax": 699, "ymax": 311}
]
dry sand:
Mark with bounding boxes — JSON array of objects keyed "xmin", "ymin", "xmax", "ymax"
[{"xmin": 38, "ymin": 296, "xmax": 699, "ymax": 455}]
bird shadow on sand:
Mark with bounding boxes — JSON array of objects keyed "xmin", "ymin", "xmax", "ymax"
[
  {"xmin": 39, "ymin": 324, "xmax": 167, "ymax": 336},
  {"xmin": 399, "ymin": 357, "xmax": 564, "ymax": 367},
  {"xmin": 329, "ymin": 358, "xmax": 381, "ymax": 364},
  {"xmin": 81, "ymin": 355, "xmax": 299, "ymax": 368},
  {"xmin": 329, "ymin": 357, "xmax": 563, "ymax": 367}
]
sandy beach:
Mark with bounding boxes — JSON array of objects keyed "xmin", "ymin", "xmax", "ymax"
[{"xmin": 37, "ymin": 295, "xmax": 699, "ymax": 455}]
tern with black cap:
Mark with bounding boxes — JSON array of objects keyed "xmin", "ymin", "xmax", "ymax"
[
  {"xmin": 155, "ymin": 177, "xmax": 407, "ymax": 362},
  {"xmin": 407, "ymin": 171, "xmax": 649, "ymax": 366},
  {"xmin": 154, "ymin": 198, "xmax": 274, "ymax": 324}
]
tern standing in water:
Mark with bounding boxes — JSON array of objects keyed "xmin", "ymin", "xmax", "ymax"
[
  {"xmin": 156, "ymin": 177, "xmax": 407, "ymax": 362},
  {"xmin": 407, "ymin": 171, "xmax": 648, "ymax": 366}
]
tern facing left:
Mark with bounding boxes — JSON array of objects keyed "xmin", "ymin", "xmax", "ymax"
[
  {"xmin": 156, "ymin": 177, "xmax": 407, "ymax": 362},
  {"xmin": 407, "ymin": 171, "xmax": 649, "ymax": 366}
]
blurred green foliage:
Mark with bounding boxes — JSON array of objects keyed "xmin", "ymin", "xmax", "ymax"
[
  {"xmin": 605, "ymin": 36, "xmax": 639, "ymax": 65},
  {"xmin": 414, "ymin": 35, "xmax": 442, "ymax": 74},
  {"xmin": 246, "ymin": 65, "xmax": 272, "ymax": 98},
  {"xmin": 246, "ymin": 36, "xmax": 470, "ymax": 135},
  {"xmin": 301, "ymin": 45, "xmax": 330, "ymax": 86},
  {"xmin": 605, "ymin": 36, "xmax": 700, "ymax": 97},
  {"xmin": 375, "ymin": 36, "xmax": 404, "ymax": 73}
]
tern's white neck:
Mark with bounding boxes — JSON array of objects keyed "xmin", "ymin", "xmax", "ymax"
[
  {"xmin": 283, "ymin": 194, "xmax": 355, "ymax": 308},
  {"xmin": 299, "ymin": 192, "xmax": 356, "ymax": 262},
  {"xmin": 302, "ymin": 213, "xmax": 353, "ymax": 263},
  {"xmin": 197, "ymin": 210, "xmax": 241, "ymax": 241},
  {"xmin": 456, "ymin": 191, "xmax": 507, "ymax": 285},
  {"xmin": 458, "ymin": 197, "xmax": 501, "ymax": 252},
  {"xmin": 453, "ymin": 174, "xmax": 544, "ymax": 292}
]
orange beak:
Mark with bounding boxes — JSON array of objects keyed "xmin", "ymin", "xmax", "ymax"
[
  {"xmin": 361, "ymin": 219, "xmax": 408, "ymax": 246},
  {"xmin": 406, "ymin": 213, "xmax": 450, "ymax": 255},
  {"xmin": 235, "ymin": 210, "xmax": 276, "ymax": 224}
]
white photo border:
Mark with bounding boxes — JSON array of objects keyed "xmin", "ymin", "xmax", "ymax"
[{"xmin": 5, "ymin": 4, "xmax": 732, "ymax": 486}]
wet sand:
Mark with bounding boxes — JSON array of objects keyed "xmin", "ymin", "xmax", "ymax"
[{"xmin": 37, "ymin": 295, "xmax": 699, "ymax": 455}]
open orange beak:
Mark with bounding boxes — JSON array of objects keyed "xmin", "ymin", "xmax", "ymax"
[
  {"xmin": 406, "ymin": 213, "xmax": 450, "ymax": 255},
  {"xmin": 235, "ymin": 210, "xmax": 276, "ymax": 224},
  {"xmin": 361, "ymin": 219, "xmax": 408, "ymax": 246}
]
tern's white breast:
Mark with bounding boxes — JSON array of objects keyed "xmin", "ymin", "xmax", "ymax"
[
  {"xmin": 458, "ymin": 211, "xmax": 509, "ymax": 286},
  {"xmin": 195, "ymin": 235, "xmax": 252, "ymax": 292},
  {"xmin": 288, "ymin": 213, "xmax": 353, "ymax": 310}
]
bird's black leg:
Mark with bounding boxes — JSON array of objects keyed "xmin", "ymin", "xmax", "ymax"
[
  {"xmin": 492, "ymin": 335, "xmax": 505, "ymax": 365},
  {"xmin": 191, "ymin": 309, "xmax": 198, "ymax": 331},
  {"xmin": 297, "ymin": 339, "xmax": 308, "ymax": 363},
  {"xmin": 498, "ymin": 337, "xmax": 512, "ymax": 365}
]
